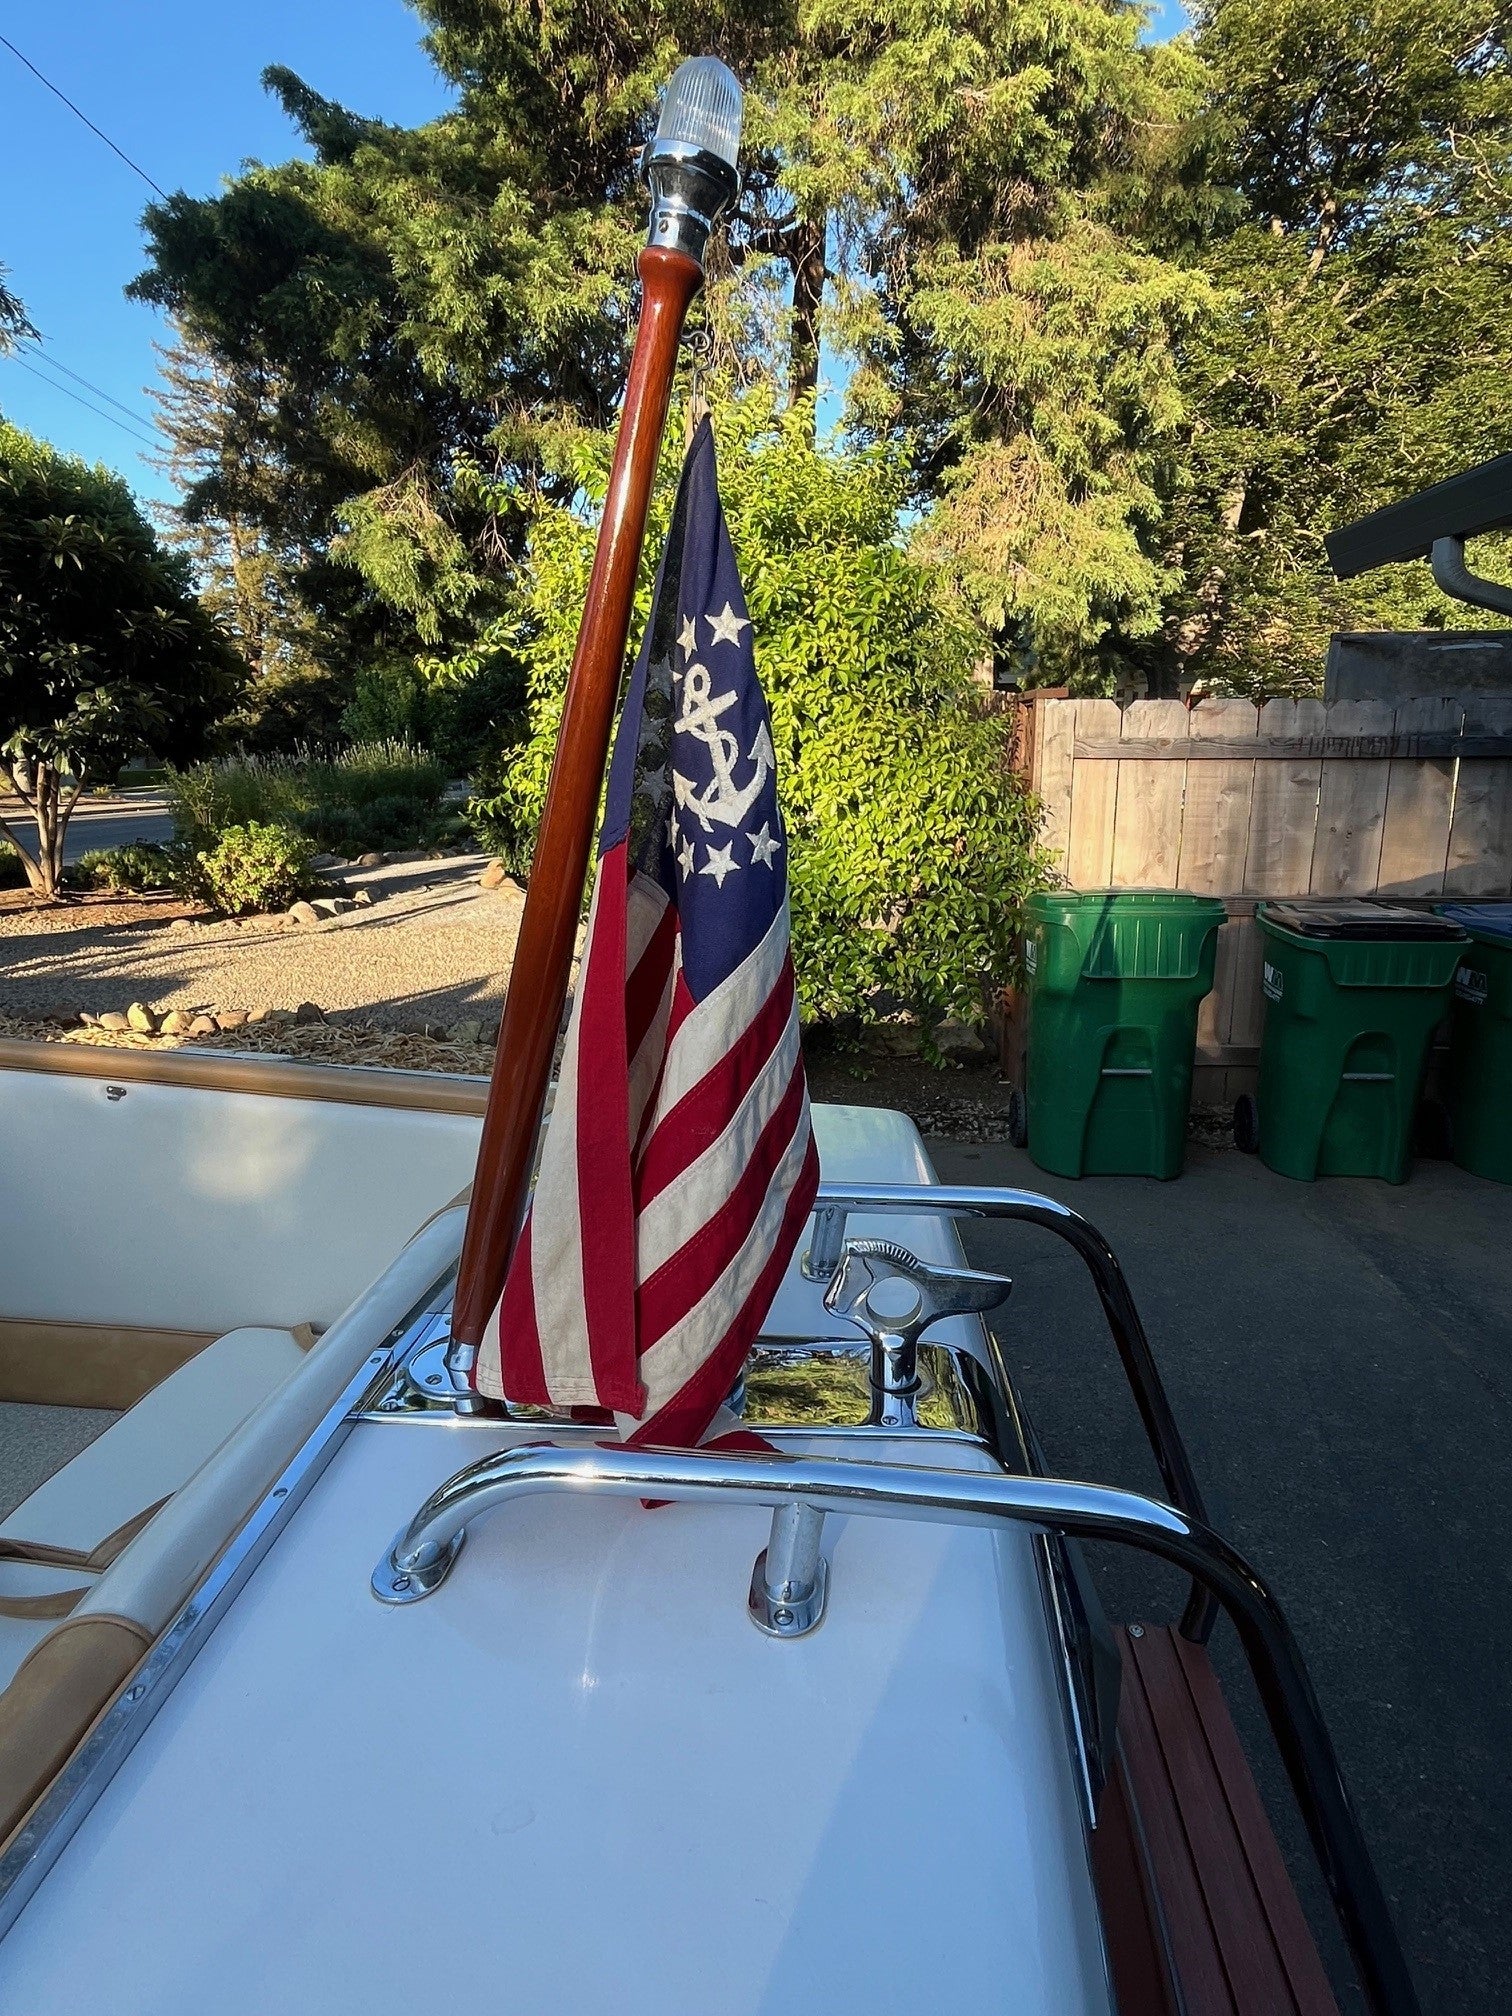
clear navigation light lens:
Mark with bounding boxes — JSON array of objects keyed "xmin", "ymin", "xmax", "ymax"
[{"xmin": 653, "ymin": 56, "xmax": 743, "ymax": 169}]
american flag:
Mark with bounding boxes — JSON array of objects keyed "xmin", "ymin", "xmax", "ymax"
[{"xmin": 476, "ymin": 418, "xmax": 819, "ymax": 1445}]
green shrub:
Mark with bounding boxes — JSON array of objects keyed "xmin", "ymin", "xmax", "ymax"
[
  {"xmin": 468, "ymin": 393, "xmax": 1050, "ymax": 1023},
  {"xmin": 194, "ymin": 821, "xmax": 316, "ymax": 915},
  {"xmin": 70, "ymin": 842, "xmax": 176, "ymax": 893},
  {"xmin": 164, "ymin": 742, "xmax": 449, "ymax": 859}
]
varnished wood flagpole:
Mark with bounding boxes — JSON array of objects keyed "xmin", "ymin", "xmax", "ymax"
[{"xmin": 448, "ymin": 242, "xmax": 705, "ymax": 1361}]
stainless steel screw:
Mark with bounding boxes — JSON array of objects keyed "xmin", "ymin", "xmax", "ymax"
[{"xmin": 1128, "ymin": 1624, "xmax": 1145, "ymax": 1639}]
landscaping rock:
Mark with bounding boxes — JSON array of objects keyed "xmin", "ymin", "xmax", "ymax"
[
  {"xmin": 188, "ymin": 1015, "xmax": 219, "ymax": 1037},
  {"xmin": 479, "ymin": 859, "xmax": 509, "ymax": 890},
  {"xmin": 865, "ymin": 1017, "xmax": 924, "ymax": 1058},
  {"xmin": 933, "ymin": 1017, "xmax": 991, "ymax": 1067},
  {"xmin": 352, "ymin": 888, "xmax": 374, "ymax": 908},
  {"xmin": 215, "ymin": 1009, "xmax": 249, "ymax": 1031},
  {"xmin": 126, "ymin": 1002, "xmax": 158, "ymax": 1034},
  {"xmin": 450, "ymin": 1018, "xmax": 482, "ymax": 1046},
  {"xmin": 294, "ymin": 1001, "xmax": 325, "ymax": 1024},
  {"xmin": 312, "ymin": 896, "xmax": 356, "ymax": 918},
  {"xmin": 356, "ymin": 851, "xmax": 385, "ymax": 868},
  {"xmin": 160, "ymin": 1010, "xmax": 194, "ymax": 1036},
  {"xmin": 97, "ymin": 1011, "xmax": 131, "ymax": 1033},
  {"xmin": 480, "ymin": 1020, "xmax": 500, "ymax": 1047},
  {"xmin": 309, "ymin": 852, "xmax": 342, "ymax": 871},
  {"xmin": 78, "ymin": 1011, "xmax": 99, "ymax": 1027},
  {"xmin": 287, "ymin": 900, "xmax": 319, "ymax": 927}
]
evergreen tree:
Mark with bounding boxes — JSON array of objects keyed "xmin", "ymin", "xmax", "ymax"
[{"xmin": 1143, "ymin": 0, "xmax": 1512, "ymax": 696}]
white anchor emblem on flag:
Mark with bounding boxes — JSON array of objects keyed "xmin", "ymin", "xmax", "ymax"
[{"xmin": 671, "ymin": 660, "xmax": 775, "ymax": 832}]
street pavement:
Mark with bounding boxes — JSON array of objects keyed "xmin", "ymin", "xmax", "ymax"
[
  {"xmin": 1, "ymin": 789, "xmax": 173, "ymax": 865},
  {"xmin": 931, "ymin": 1137, "xmax": 1509, "ymax": 2016}
]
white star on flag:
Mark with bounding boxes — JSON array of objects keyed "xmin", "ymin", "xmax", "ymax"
[
  {"xmin": 678, "ymin": 615, "xmax": 698, "ymax": 658},
  {"xmin": 699, "ymin": 842, "xmax": 739, "ymax": 887},
  {"xmin": 676, "ymin": 834, "xmax": 696, "ymax": 879},
  {"xmin": 748, "ymin": 821, "xmax": 782, "ymax": 868},
  {"xmin": 706, "ymin": 601, "xmax": 750, "ymax": 647}
]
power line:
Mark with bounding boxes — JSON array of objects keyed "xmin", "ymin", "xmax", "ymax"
[
  {"xmin": 0, "ymin": 33, "xmax": 167, "ymax": 200},
  {"xmin": 7, "ymin": 354, "xmax": 161, "ymax": 451},
  {"xmin": 23, "ymin": 342, "xmax": 155, "ymax": 429}
]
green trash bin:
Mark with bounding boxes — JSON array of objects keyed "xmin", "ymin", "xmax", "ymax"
[
  {"xmin": 1251, "ymin": 902, "xmax": 1467, "ymax": 1183},
  {"xmin": 1022, "ymin": 890, "xmax": 1226, "ymax": 1180},
  {"xmin": 1437, "ymin": 903, "xmax": 1512, "ymax": 1183}
]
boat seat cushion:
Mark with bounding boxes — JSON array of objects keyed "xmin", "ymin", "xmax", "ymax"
[{"xmin": 0, "ymin": 1328, "xmax": 309, "ymax": 1692}]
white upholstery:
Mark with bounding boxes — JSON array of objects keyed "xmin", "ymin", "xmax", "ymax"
[
  {"xmin": 0, "ymin": 1564, "xmax": 89, "ymax": 1693},
  {"xmin": 0, "ymin": 1329, "xmax": 308, "ymax": 1560},
  {"xmin": 0, "ymin": 1068, "xmax": 481, "ymax": 1335},
  {"xmin": 0, "ymin": 1328, "xmax": 309, "ymax": 1692},
  {"xmin": 76, "ymin": 1206, "xmax": 468, "ymax": 1640}
]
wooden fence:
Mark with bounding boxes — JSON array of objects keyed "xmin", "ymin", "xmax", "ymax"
[{"xmin": 1020, "ymin": 694, "xmax": 1512, "ymax": 1105}]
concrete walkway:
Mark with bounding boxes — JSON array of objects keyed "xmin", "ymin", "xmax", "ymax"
[{"xmin": 931, "ymin": 1138, "xmax": 1509, "ymax": 2016}]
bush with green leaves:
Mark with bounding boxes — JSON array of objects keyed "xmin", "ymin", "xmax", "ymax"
[
  {"xmin": 164, "ymin": 741, "xmax": 450, "ymax": 858},
  {"xmin": 70, "ymin": 842, "xmax": 175, "ymax": 893},
  {"xmin": 467, "ymin": 395, "xmax": 1049, "ymax": 1025},
  {"xmin": 193, "ymin": 820, "xmax": 315, "ymax": 915}
]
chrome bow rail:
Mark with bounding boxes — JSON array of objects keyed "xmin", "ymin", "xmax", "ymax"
[
  {"xmin": 371, "ymin": 1440, "xmax": 1417, "ymax": 2016},
  {"xmin": 807, "ymin": 1180, "xmax": 1219, "ymax": 1640}
]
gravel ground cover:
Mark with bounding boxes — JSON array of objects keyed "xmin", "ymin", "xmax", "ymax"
[{"xmin": 0, "ymin": 854, "xmax": 526, "ymax": 1030}]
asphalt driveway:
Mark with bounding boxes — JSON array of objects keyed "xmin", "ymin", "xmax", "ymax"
[{"xmin": 930, "ymin": 1138, "xmax": 1509, "ymax": 2016}]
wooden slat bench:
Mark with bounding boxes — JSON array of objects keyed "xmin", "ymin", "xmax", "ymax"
[{"xmin": 1093, "ymin": 1624, "xmax": 1340, "ymax": 2016}]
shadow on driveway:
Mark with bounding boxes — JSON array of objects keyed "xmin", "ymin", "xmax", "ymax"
[{"xmin": 928, "ymin": 1137, "xmax": 1508, "ymax": 2016}]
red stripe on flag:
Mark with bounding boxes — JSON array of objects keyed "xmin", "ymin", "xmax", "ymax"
[
  {"xmin": 624, "ymin": 899, "xmax": 677, "ymax": 1065},
  {"xmin": 628, "ymin": 1131, "xmax": 820, "ymax": 1449},
  {"xmin": 636, "ymin": 1067, "xmax": 810, "ymax": 1343},
  {"xmin": 636, "ymin": 964, "xmax": 795, "ymax": 1210},
  {"xmin": 573, "ymin": 844, "xmax": 646, "ymax": 1416},
  {"xmin": 664, "ymin": 968, "xmax": 697, "ymax": 1047},
  {"xmin": 495, "ymin": 1215, "xmax": 548, "ymax": 1404},
  {"xmin": 632, "ymin": 966, "xmax": 697, "ymax": 1164}
]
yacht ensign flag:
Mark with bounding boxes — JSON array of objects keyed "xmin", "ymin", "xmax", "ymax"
[{"xmin": 476, "ymin": 417, "xmax": 819, "ymax": 1445}]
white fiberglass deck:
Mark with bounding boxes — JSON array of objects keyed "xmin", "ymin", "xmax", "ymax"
[{"xmin": 2, "ymin": 1415, "xmax": 1114, "ymax": 2016}]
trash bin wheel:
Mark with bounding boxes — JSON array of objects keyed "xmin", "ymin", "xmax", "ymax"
[
  {"xmin": 1232, "ymin": 1093, "xmax": 1260, "ymax": 1154},
  {"xmin": 1007, "ymin": 1085, "xmax": 1028, "ymax": 1149}
]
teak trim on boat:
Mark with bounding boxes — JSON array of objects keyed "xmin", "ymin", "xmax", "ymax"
[
  {"xmin": 1098, "ymin": 1624, "xmax": 1341, "ymax": 2016},
  {"xmin": 0, "ymin": 1318, "xmax": 215, "ymax": 1409},
  {"xmin": 0, "ymin": 1037, "xmax": 489, "ymax": 1116}
]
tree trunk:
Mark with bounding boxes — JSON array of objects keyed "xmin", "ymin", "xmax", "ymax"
[
  {"xmin": 0, "ymin": 758, "xmax": 80, "ymax": 900},
  {"xmin": 789, "ymin": 219, "xmax": 827, "ymax": 418}
]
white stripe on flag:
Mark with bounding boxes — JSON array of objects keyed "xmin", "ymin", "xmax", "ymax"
[
  {"xmin": 636, "ymin": 991, "xmax": 800, "ymax": 1282},
  {"xmin": 653, "ymin": 900, "xmax": 792, "ymax": 1115},
  {"xmin": 626, "ymin": 1088, "xmax": 813, "ymax": 1424},
  {"xmin": 521, "ymin": 879, "xmax": 602, "ymax": 1405}
]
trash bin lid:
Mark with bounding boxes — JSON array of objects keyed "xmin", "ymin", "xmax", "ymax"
[
  {"xmin": 1437, "ymin": 901, "xmax": 1512, "ymax": 946},
  {"xmin": 1261, "ymin": 900, "xmax": 1467, "ymax": 942}
]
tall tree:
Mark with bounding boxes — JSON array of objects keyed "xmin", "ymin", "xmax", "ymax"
[
  {"xmin": 1141, "ymin": 0, "xmax": 1512, "ymax": 696},
  {"xmin": 0, "ymin": 422, "xmax": 241, "ymax": 897},
  {"xmin": 132, "ymin": 4, "xmax": 1210, "ymax": 693}
]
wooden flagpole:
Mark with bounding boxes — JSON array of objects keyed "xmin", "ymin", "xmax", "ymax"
[
  {"xmin": 449, "ymin": 243, "xmax": 703, "ymax": 1359},
  {"xmin": 446, "ymin": 60, "xmax": 744, "ymax": 1385}
]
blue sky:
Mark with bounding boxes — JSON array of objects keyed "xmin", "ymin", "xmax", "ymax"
[{"xmin": 0, "ymin": 2, "xmax": 1188, "ymax": 508}]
